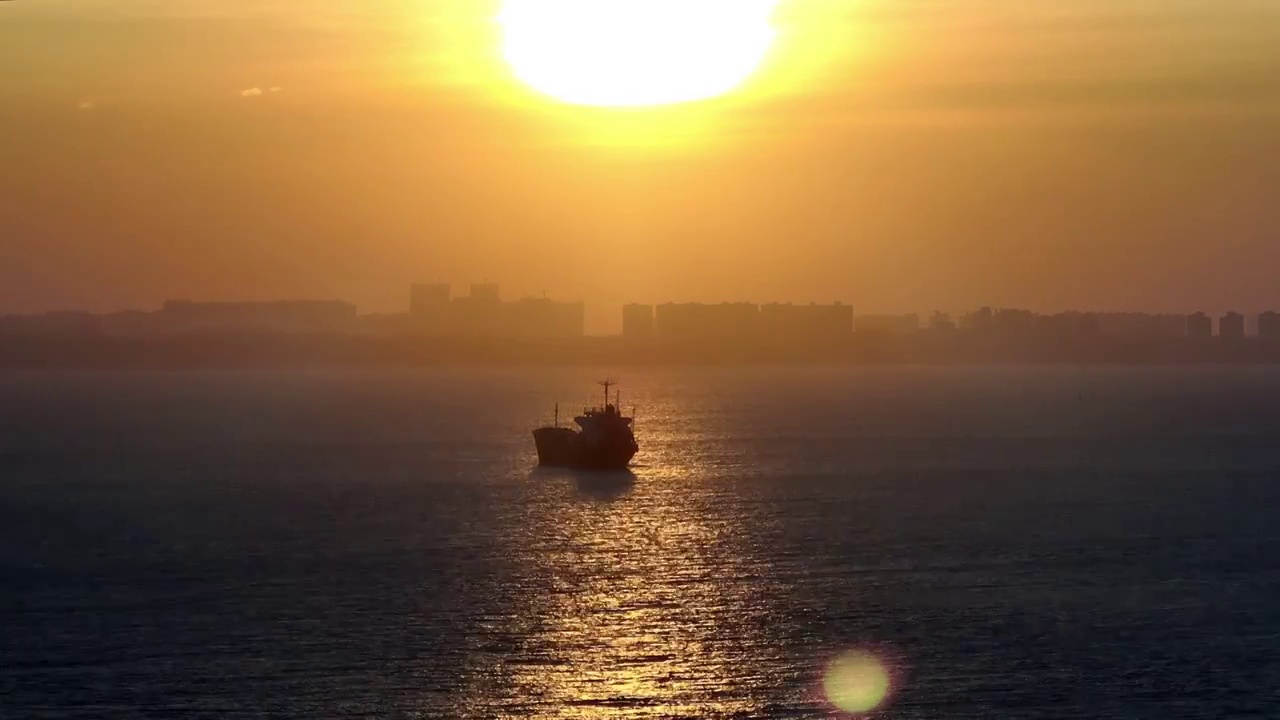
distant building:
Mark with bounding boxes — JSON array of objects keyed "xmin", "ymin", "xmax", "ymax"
[
  {"xmin": 404, "ymin": 283, "xmax": 583, "ymax": 338},
  {"xmin": 451, "ymin": 284, "xmax": 503, "ymax": 335},
  {"xmin": 1187, "ymin": 312, "xmax": 1213, "ymax": 339},
  {"xmin": 1259, "ymin": 312, "xmax": 1280, "ymax": 340},
  {"xmin": 1093, "ymin": 313, "xmax": 1188, "ymax": 338},
  {"xmin": 358, "ymin": 313, "xmax": 414, "ymax": 336},
  {"xmin": 928, "ymin": 312, "xmax": 956, "ymax": 332},
  {"xmin": 1219, "ymin": 311, "xmax": 1245, "ymax": 340},
  {"xmin": 622, "ymin": 304, "xmax": 655, "ymax": 339},
  {"xmin": 762, "ymin": 303, "xmax": 852, "ymax": 339},
  {"xmin": 1037, "ymin": 313, "xmax": 1078, "ymax": 338},
  {"xmin": 0, "ymin": 311, "xmax": 102, "ymax": 336},
  {"xmin": 962, "ymin": 307, "xmax": 995, "ymax": 333},
  {"xmin": 410, "ymin": 283, "xmax": 450, "ymax": 315},
  {"xmin": 993, "ymin": 308, "xmax": 1037, "ymax": 336},
  {"xmin": 158, "ymin": 300, "xmax": 357, "ymax": 334},
  {"xmin": 100, "ymin": 310, "xmax": 156, "ymax": 337},
  {"xmin": 410, "ymin": 283, "xmax": 451, "ymax": 334},
  {"xmin": 469, "ymin": 283, "xmax": 501, "ymax": 305},
  {"xmin": 1076, "ymin": 313, "xmax": 1102, "ymax": 337},
  {"xmin": 855, "ymin": 314, "xmax": 918, "ymax": 336},
  {"xmin": 505, "ymin": 297, "xmax": 584, "ymax": 338},
  {"xmin": 656, "ymin": 303, "xmax": 760, "ymax": 340}
]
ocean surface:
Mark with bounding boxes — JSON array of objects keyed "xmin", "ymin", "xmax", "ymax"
[{"xmin": 1, "ymin": 367, "xmax": 1278, "ymax": 719}]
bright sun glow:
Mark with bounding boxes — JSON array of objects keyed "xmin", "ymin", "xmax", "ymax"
[{"xmin": 499, "ymin": 0, "xmax": 778, "ymax": 107}]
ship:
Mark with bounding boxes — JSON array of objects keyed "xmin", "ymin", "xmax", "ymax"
[{"xmin": 533, "ymin": 379, "xmax": 639, "ymax": 471}]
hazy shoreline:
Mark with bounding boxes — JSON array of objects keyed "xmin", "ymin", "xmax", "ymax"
[{"xmin": 5, "ymin": 333, "xmax": 1280, "ymax": 368}]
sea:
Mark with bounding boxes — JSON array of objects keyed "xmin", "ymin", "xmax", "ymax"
[{"xmin": 1, "ymin": 367, "xmax": 1277, "ymax": 719}]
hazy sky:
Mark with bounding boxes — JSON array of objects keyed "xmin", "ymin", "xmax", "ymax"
[{"xmin": 3, "ymin": 0, "xmax": 1278, "ymax": 331}]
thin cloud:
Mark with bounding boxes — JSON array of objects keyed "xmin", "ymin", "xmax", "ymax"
[
  {"xmin": 269, "ymin": 86, "xmax": 284, "ymax": 93},
  {"xmin": 77, "ymin": 100, "xmax": 97, "ymax": 111},
  {"xmin": 240, "ymin": 87, "xmax": 263, "ymax": 97}
]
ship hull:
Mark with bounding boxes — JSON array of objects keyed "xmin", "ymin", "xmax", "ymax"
[
  {"xmin": 533, "ymin": 427, "xmax": 636, "ymax": 471},
  {"xmin": 533, "ymin": 427, "xmax": 577, "ymax": 467},
  {"xmin": 567, "ymin": 444, "xmax": 637, "ymax": 471}
]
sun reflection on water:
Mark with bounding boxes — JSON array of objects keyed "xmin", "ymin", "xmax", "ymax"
[
  {"xmin": 505, "ymin": 478, "xmax": 766, "ymax": 715},
  {"xmin": 453, "ymin": 381, "xmax": 895, "ymax": 717},
  {"xmin": 478, "ymin": 417, "xmax": 785, "ymax": 715}
]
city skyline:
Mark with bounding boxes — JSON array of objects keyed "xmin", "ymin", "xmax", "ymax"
[
  {"xmin": 7, "ymin": 262, "xmax": 1280, "ymax": 336},
  {"xmin": 6, "ymin": 280, "xmax": 1280, "ymax": 340},
  {"xmin": 4, "ymin": 1, "xmax": 1280, "ymax": 328}
]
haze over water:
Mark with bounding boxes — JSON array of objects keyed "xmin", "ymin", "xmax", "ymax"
[
  {"xmin": 2, "ymin": 367, "xmax": 1277, "ymax": 718},
  {"xmin": 5, "ymin": 1, "xmax": 1280, "ymax": 330}
]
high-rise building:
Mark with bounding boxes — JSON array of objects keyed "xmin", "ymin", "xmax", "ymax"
[
  {"xmin": 100, "ymin": 310, "xmax": 155, "ymax": 337},
  {"xmin": 410, "ymin": 283, "xmax": 450, "ymax": 315},
  {"xmin": 855, "ymin": 314, "xmax": 918, "ymax": 336},
  {"xmin": 656, "ymin": 303, "xmax": 760, "ymax": 340},
  {"xmin": 1187, "ymin": 312, "xmax": 1213, "ymax": 339},
  {"xmin": 157, "ymin": 300, "xmax": 357, "ymax": 333},
  {"xmin": 453, "ymin": 284, "xmax": 503, "ymax": 335},
  {"xmin": 505, "ymin": 298, "xmax": 584, "ymax": 338},
  {"xmin": 406, "ymin": 282, "xmax": 584, "ymax": 337},
  {"xmin": 993, "ymin": 308, "xmax": 1037, "ymax": 336},
  {"xmin": 1076, "ymin": 313, "xmax": 1102, "ymax": 336},
  {"xmin": 0, "ymin": 311, "xmax": 103, "ymax": 336},
  {"xmin": 761, "ymin": 303, "xmax": 852, "ymax": 339},
  {"xmin": 410, "ymin": 283, "xmax": 451, "ymax": 333},
  {"xmin": 469, "ymin": 283, "xmax": 501, "ymax": 305},
  {"xmin": 622, "ymin": 304, "xmax": 655, "ymax": 339},
  {"xmin": 1219, "ymin": 312, "xmax": 1245, "ymax": 340},
  {"xmin": 1093, "ymin": 313, "xmax": 1188, "ymax": 338},
  {"xmin": 963, "ymin": 307, "xmax": 995, "ymax": 333},
  {"xmin": 1259, "ymin": 312, "xmax": 1280, "ymax": 340},
  {"xmin": 1037, "ymin": 313, "xmax": 1077, "ymax": 338}
]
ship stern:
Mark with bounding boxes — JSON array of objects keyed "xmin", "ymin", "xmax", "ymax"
[{"xmin": 533, "ymin": 427, "xmax": 576, "ymax": 467}]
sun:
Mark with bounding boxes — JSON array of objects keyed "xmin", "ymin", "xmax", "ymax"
[{"xmin": 499, "ymin": 0, "xmax": 778, "ymax": 108}]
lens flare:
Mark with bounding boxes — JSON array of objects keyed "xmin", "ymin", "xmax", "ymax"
[{"xmin": 823, "ymin": 650, "xmax": 891, "ymax": 715}]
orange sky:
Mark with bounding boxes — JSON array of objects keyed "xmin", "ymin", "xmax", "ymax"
[{"xmin": 3, "ymin": 0, "xmax": 1279, "ymax": 332}]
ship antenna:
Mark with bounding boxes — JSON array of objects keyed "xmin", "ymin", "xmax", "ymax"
[
  {"xmin": 554, "ymin": 402, "xmax": 559, "ymax": 429},
  {"xmin": 599, "ymin": 378, "xmax": 615, "ymax": 409}
]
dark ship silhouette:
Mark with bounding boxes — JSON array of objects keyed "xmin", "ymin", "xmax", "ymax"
[{"xmin": 533, "ymin": 379, "xmax": 638, "ymax": 471}]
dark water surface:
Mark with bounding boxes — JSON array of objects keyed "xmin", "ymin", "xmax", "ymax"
[{"xmin": 2, "ymin": 368, "xmax": 1278, "ymax": 718}]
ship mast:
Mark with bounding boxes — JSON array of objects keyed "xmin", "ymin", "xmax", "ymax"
[{"xmin": 598, "ymin": 378, "xmax": 615, "ymax": 409}]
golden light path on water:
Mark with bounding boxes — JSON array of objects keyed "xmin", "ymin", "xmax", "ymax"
[
  {"xmin": 440, "ymin": 378, "xmax": 909, "ymax": 718},
  {"xmin": 449, "ymin": 390, "xmax": 823, "ymax": 717}
]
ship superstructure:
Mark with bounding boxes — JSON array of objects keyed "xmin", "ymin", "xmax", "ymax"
[{"xmin": 533, "ymin": 380, "xmax": 638, "ymax": 471}]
